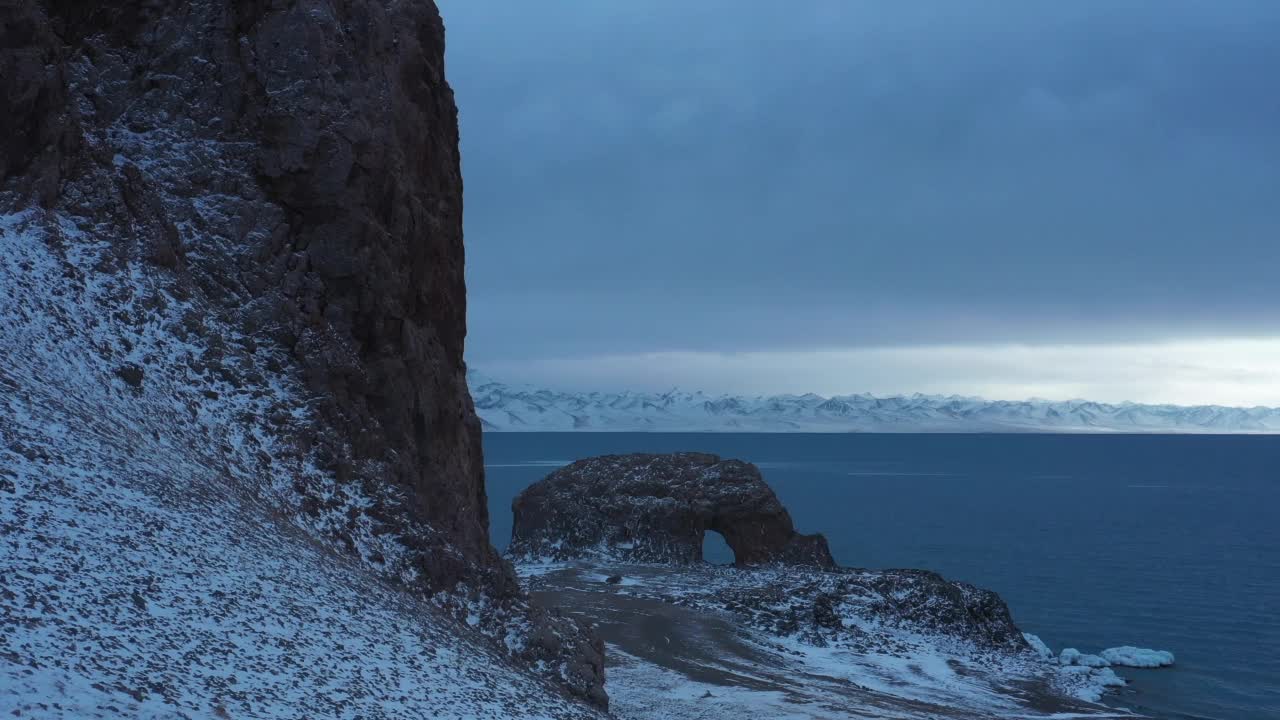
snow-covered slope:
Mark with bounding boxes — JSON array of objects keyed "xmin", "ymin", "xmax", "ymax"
[
  {"xmin": 0, "ymin": 212, "xmax": 602, "ymax": 719},
  {"xmin": 471, "ymin": 373, "xmax": 1280, "ymax": 433}
]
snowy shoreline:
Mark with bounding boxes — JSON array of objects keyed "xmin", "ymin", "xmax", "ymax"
[{"xmin": 520, "ymin": 561, "xmax": 1164, "ymax": 718}]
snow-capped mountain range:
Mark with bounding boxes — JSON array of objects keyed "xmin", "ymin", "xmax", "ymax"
[{"xmin": 470, "ymin": 372, "xmax": 1280, "ymax": 433}]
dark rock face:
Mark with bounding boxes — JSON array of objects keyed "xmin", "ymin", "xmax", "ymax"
[
  {"xmin": 510, "ymin": 453, "xmax": 836, "ymax": 568},
  {"xmin": 1, "ymin": 0, "xmax": 604, "ymax": 707}
]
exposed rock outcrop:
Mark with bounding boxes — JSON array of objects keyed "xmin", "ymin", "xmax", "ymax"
[
  {"xmin": 510, "ymin": 453, "xmax": 836, "ymax": 567},
  {"xmin": 1, "ymin": 0, "xmax": 604, "ymax": 708},
  {"xmin": 705, "ymin": 566, "xmax": 1028, "ymax": 650}
]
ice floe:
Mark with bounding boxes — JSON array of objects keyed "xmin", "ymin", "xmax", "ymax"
[
  {"xmin": 1059, "ymin": 648, "xmax": 1113, "ymax": 668},
  {"xmin": 1101, "ymin": 646, "xmax": 1176, "ymax": 668},
  {"xmin": 1019, "ymin": 633, "xmax": 1178, "ymax": 706}
]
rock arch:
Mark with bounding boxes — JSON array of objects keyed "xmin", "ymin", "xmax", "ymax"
[{"xmin": 509, "ymin": 453, "xmax": 835, "ymax": 568}]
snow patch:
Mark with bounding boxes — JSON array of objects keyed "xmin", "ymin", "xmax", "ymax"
[
  {"xmin": 1025, "ymin": 632, "xmax": 1055, "ymax": 660},
  {"xmin": 1057, "ymin": 666, "xmax": 1128, "ymax": 703}
]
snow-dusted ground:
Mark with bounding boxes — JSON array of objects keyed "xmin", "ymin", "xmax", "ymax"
[
  {"xmin": 519, "ymin": 563, "xmax": 1148, "ymax": 719},
  {"xmin": 0, "ymin": 211, "xmax": 601, "ymax": 719},
  {"xmin": 0, "ymin": 461, "xmax": 599, "ymax": 719},
  {"xmin": 471, "ymin": 373, "xmax": 1280, "ymax": 434}
]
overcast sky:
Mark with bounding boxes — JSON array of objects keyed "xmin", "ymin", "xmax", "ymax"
[{"xmin": 439, "ymin": 1, "xmax": 1280, "ymax": 405}]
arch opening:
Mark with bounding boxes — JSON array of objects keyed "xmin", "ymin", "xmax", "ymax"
[{"xmin": 701, "ymin": 528, "xmax": 735, "ymax": 565}]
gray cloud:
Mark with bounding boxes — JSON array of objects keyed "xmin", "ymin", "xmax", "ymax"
[{"xmin": 439, "ymin": 1, "xmax": 1280, "ymax": 367}]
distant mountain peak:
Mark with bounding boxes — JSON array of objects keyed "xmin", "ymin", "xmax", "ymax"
[{"xmin": 468, "ymin": 372, "xmax": 1280, "ymax": 434}]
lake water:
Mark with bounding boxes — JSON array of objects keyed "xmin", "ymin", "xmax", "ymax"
[{"xmin": 482, "ymin": 433, "xmax": 1280, "ymax": 720}]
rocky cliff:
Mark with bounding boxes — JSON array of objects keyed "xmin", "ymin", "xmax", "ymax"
[
  {"xmin": 4, "ymin": 0, "xmax": 492, "ymax": 593},
  {"xmin": 1, "ymin": 0, "xmax": 604, "ymax": 712}
]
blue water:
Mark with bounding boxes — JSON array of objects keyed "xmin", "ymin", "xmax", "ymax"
[{"xmin": 482, "ymin": 433, "xmax": 1280, "ymax": 720}]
